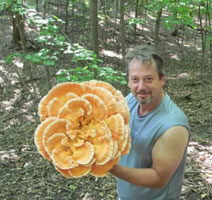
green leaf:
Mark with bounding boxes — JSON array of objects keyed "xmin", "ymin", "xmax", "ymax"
[
  {"xmin": 69, "ymin": 185, "xmax": 77, "ymax": 191},
  {"xmin": 32, "ymin": 57, "xmax": 41, "ymax": 63},
  {"xmin": 25, "ymin": 54, "xmax": 33, "ymax": 60},
  {"xmin": 5, "ymin": 53, "xmax": 23, "ymax": 64},
  {"xmin": 201, "ymin": 193, "xmax": 207, "ymax": 198},
  {"xmin": 43, "ymin": 60, "xmax": 55, "ymax": 66},
  {"xmin": 5, "ymin": 55, "xmax": 14, "ymax": 64}
]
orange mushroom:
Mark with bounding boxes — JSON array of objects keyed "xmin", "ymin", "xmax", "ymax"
[
  {"xmin": 90, "ymin": 157, "xmax": 120, "ymax": 177},
  {"xmin": 34, "ymin": 117, "xmax": 56, "ymax": 160},
  {"xmin": 84, "ymin": 80, "xmax": 117, "ymax": 95},
  {"xmin": 38, "ymin": 82, "xmax": 92, "ymax": 121},
  {"xmin": 35, "ymin": 80, "xmax": 131, "ymax": 178},
  {"xmin": 82, "ymin": 94, "xmax": 108, "ymax": 121}
]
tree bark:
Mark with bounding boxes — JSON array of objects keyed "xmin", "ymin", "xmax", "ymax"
[
  {"xmin": 12, "ymin": 14, "xmax": 22, "ymax": 47},
  {"xmin": 134, "ymin": 0, "xmax": 139, "ymax": 36},
  {"xmin": 90, "ymin": 0, "xmax": 99, "ymax": 55},
  {"xmin": 120, "ymin": 0, "xmax": 126, "ymax": 59},
  {"xmin": 11, "ymin": 7, "xmax": 26, "ymax": 51},
  {"xmin": 198, "ymin": 4, "xmax": 206, "ymax": 76},
  {"xmin": 42, "ymin": 0, "xmax": 47, "ymax": 18},
  {"xmin": 154, "ymin": 8, "xmax": 162, "ymax": 48},
  {"xmin": 206, "ymin": 1, "xmax": 212, "ymax": 68},
  {"xmin": 65, "ymin": 0, "xmax": 69, "ymax": 33},
  {"xmin": 35, "ymin": 0, "xmax": 39, "ymax": 12}
]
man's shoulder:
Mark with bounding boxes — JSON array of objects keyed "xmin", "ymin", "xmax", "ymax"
[
  {"xmin": 126, "ymin": 93, "xmax": 138, "ymax": 110},
  {"xmin": 159, "ymin": 95, "xmax": 189, "ymax": 129},
  {"xmin": 164, "ymin": 95, "xmax": 187, "ymax": 119},
  {"xmin": 126, "ymin": 93, "xmax": 136, "ymax": 103}
]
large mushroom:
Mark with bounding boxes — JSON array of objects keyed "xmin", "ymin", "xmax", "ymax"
[{"xmin": 34, "ymin": 80, "xmax": 131, "ymax": 178}]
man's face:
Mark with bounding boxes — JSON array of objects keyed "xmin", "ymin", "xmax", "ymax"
[{"xmin": 128, "ymin": 58, "xmax": 165, "ymax": 108}]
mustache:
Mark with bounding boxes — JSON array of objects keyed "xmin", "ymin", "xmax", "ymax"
[{"xmin": 136, "ymin": 90, "xmax": 149, "ymax": 94}]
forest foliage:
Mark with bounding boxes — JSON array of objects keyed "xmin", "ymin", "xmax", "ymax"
[
  {"xmin": 0, "ymin": 0, "xmax": 211, "ymax": 92},
  {"xmin": 0, "ymin": 1, "xmax": 212, "ymax": 199}
]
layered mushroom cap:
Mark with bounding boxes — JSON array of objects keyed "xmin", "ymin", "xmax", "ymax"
[{"xmin": 34, "ymin": 80, "xmax": 131, "ymax": 178}]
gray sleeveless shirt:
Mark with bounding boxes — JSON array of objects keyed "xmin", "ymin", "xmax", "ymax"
[{"xmin": 117, "ymin": 93, "xmax": 189, "ymax": 200}]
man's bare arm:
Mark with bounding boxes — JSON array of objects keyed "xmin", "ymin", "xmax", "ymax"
[{"xmin": 110, "ymin": 126, "xmax": 189, "ymax": 189}]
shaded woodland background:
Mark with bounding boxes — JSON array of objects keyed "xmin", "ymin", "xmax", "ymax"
[{"xmin": 0, "ymin": 0, "xmax": 212, "ymax": 200}]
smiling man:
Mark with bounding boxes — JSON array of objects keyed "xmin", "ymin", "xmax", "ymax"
[{"xmin": 110, "ymin": 45, "xmax": 190, "ymax": 200}]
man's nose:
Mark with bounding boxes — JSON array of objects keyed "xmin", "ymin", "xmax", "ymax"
[{"xmin": 138, "ymin": 80, "xmax": 145, "ymax": 90}]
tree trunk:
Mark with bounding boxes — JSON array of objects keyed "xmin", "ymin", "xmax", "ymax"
[
  {"xmin": 112, "ymin": 1, "xmax": 119, "ymax": 44},
  {"xmin": 120, "ymin": 0, "xmax": 126, "ymax": 59},
  {"xmin": 90, "ymin": 0, "xmax": 99, "ymax": 55},
  {"xmin": 206, "ymin": 1, "xmax": 212, "ymax": 69},
  {"xmin": 154, "ymin": 8, "xmax": 162, "ymax": 48},
  {"xmin": 11, "ymin": 10, "xmax": 26, "ymax": 50},
  {"xmin": 171, "ymin": 2, "xmax": 179, "ymax": 37},
  {"xmin": 134, "ymin": 0, "xmax": 139, "ymax": 36},
  {"xmin": 42, "ymin": 0, "xmax": 47, "ymax": 18},
  {"xmin": 198, "ymin": 4, "xmax": 206, "ymax": 76},
  {"xmin": 71, "ymin": 0, "xmax": 75, "ymax": 40},
  {"xmin": 65, "ymin": 0, "xmax": 69, "ymax": 33},
  {"xmin": 99, "ymin": 0, "xmax": 107, "ymax": 48},
  {"xmin": 15, "ymin": 13, "xmax": 26, "ymax": 51},
  {"xmin": 35, "ymin": 0, "xmax": 39, "ymax": 12},
  {"xmin": 12, "ymin": 14, "xmax": 22, "ymax": 47},
  {"xmin": 41, "ymin": 0, "xmax": 51, "ymax": 89}
]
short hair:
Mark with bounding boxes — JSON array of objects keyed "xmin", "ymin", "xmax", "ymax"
[{"xmin": 125, "ymin": 45, "xmax": 164, "ymax": 79}]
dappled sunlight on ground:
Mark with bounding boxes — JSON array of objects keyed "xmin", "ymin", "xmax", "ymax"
[
  {"xmin": 187, "ymin": 141, "xmax": 212, "ymax": 186},
  {"xmin": 180, "ymin": 141, "xmax": 212, "ymax": 199},
  {"xmin": 177, "ymin": 73, "xmax": 191, "ymax": 78},
  {"xmin": 0, "ymin": 150, "xmax": 20, "ymax": 161},
  {"xmin": 166, "ymin": 73, "xmax": 191, "ymax": 80},
  {"xmin": 101, "ymin": 49, "xmax": 122, "ymax": 59},
  {"xmin": 170, "ymin": 53, "xmax": 180, "ymax": 60}
]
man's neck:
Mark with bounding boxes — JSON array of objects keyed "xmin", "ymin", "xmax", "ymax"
[{"xmin": 138, "ymin": 92, "xmax": 165, "ymax": 116}]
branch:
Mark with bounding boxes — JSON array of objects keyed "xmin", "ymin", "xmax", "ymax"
[
  {"xmin": 1, "ymin": 111, "xmax": 27, "ymax": 123},
  {"xmin": 44, "ymin": 181, "xmax": 73, "ymax": 192}
]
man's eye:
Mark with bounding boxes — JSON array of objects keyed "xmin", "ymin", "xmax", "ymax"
[
  {"xmin": 146, "ymin": 78, "xmax": 153, "ymax": 82},
  {"xmin": 131, "ymin": 78, "xmax": 138, "ymax": 82}
]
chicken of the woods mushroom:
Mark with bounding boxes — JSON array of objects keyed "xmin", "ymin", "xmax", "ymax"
[{"xmin": 34, "ymin": 80, "xmax": 131, "ymax": 178}]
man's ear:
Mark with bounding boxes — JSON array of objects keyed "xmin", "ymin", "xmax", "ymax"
[{"xmin": 161, "ymin": 75, "xmax": 166, "ymax": 87}]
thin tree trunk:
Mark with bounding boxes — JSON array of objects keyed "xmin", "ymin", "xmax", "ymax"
[
  {"xmin": 15, "ymin": 13, "xmax": 26, "ymax": 52},
  {"xmin": 57, "ymin": 0, "xmax": 59, "ymax": 17},
  {"xmin": 90, "ymin": 0, "xmax": 99, "ymax": 55},
  {"xmin": 42, "ymin": 0, "xmax": 47, "ymax": 18},
  {"xmin": 15, "ymin": 12, "xmax": 27, "ymax": 78},
  {"xmin": 207, "ymin": 1, "xmax": 212, "ymax": 69},
  {"xmin": 10, "ymin": 0, "xmax": 24, "ymax": 48},
  {"xmin": 198, "ymin": 5, "xmax": 206, "ymax": 52},
  {"xmin": 65, "ymin": 0, "xmax": 69, "ymax": 33},
  {"xmin": 113, "ymin": 1, "xmax": 119, "ymax": 44},
  {"xmin": 100, "ymin": 0, "xmax": 107, "ymax": 48},
  {"xmin": 15, "ymin": 13, "xmax": 38, "ymax": 93},
  {"xmin": 12, "ymin": 14, "xmax": 22, "ymax": 47},
  {"xmin": 180, "ymin": 25, "xmax": 185, "ymax": 62},
  {"xmin": 198, "ymin": 4, "xmax": 206, "ymax": 76},
  {"xmin": 134, "ymin": 0, "xmax": 139, "ymax": 36},
  {"xmin": 120, "ymin": 0, "xmax": 126, "ymax": 59},
  {"xmin": 41, "ymin": 0, "xmax": 51, "ymax": 89},
  {"xmin": 154, "ymin": 8, "xmax": 162, "ymax": 48},
  {"xmin": 35, "ymin": 0, "xmax": 39, "ymax": 12},
  {"xmin": 71, "ymin": 0, "xmax": 75, "ymax": 40}
]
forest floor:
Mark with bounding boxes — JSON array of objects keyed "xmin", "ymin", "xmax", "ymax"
[{"xmin": 0, "ymin": 12, "xmax": 212, "ymax": 200}]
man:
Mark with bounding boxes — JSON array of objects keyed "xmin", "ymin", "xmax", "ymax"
[{"xmin": 110, "ymin": 45, "xmax": 189, "ymax": 200}]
